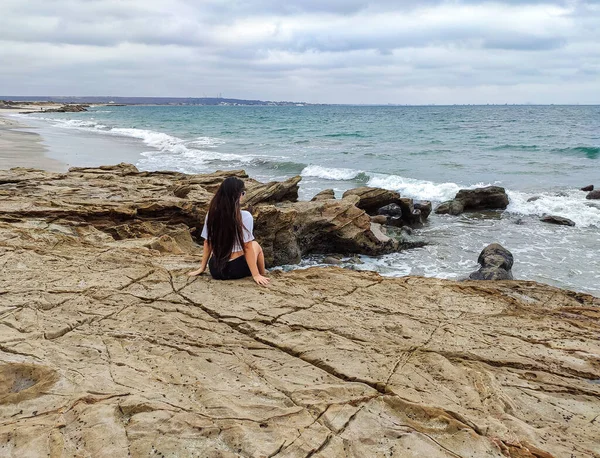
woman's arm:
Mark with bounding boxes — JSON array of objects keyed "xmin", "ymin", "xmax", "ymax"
[
  {"xmin": 244, "ymin": 241, "xmax": 270, "ymax": 286},
  {"xmin": 188, "ymin": 240, "xmax": 212, "ymax": 276}
]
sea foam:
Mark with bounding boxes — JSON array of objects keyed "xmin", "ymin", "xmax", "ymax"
[
  {"xmin": 301, "ymin": 165, "xmax": 366, "ymax": 181},
  {"xmin": 22, "ymin": 115, "xmax": 249, "ymax": 168},
  {"xmin": 508, "ymin": 190, "xmax": 600, "ymax": 228},
  {"xmin": 367, "ymin": 174, "xmax": 493, "ymax": 202}
]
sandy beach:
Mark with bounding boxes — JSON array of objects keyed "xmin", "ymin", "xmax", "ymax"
[{"xmin": 0, "ymin": 110, "xmax": 66, "ymax": 171}]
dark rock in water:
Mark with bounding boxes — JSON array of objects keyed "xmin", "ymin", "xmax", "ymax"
[
  {"xmin": 527, "ymin": 196, "xmax": 541, "ymax": 203},
  {"xmin": 397, "ymin": 198, "xmax": 425, "ymax": 227},
  {"xmin": 541, "ymin": 215, "xmax": 575, "ymax": 226},
  {"xmin": 435, "ymin": 200, "xmax": 464, "ymax": 216},
  {"xmin": 342, "ymin": 187, "xmax": 401, "ymax": 214},
  {"xmin": 311, "ymin": 189, "xmax": 335, "ymax": 201},
  {"xmin": 378, "ymin": 203, "xmax": 402, "ymax": 217},
  {"xmin": 581, "ymin": 185, "xmax": 594, "ymax": 192},
  {"xmin": 414, "ymin": 201, "xmax": 432, "ymax": 219},
  {"xmin": 469, "ymin": 243, "xmax": 514, "ymax": 281},
  {"xmin": 436, "ymin": 186, "xmax": 509, "ymax": 216},
  {"xmin": 400, "ymin": 226, "xmax": 413, "ymax": 235},
  {"xmin": 44, "ymin": 104, "xmax": 88, "ymax": 113},
  {"xmin": 470, "ymin": 267, "xmax": 513, "ymax": 281},
  {"xmin": 586, "ymin": 190, "xmax": 600, "ymax": 200},
  {"xmin": 456, "ymin": 186, "xmax": 509, "ymax": 211},
  {"xmin": 514, "ymin": 218, "xmax": 524, "ymax": 225}
]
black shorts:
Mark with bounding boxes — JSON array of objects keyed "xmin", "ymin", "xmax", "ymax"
[{"xmin": 209, "ymin": 256, "xmax": 252, "ymax": 280}]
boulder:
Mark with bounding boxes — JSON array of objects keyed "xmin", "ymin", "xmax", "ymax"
[
  {"xmin": 581, "ymin": 185, "xmax": 594, "ymax": 192},
  {"xmin": 311, "ymin": 189, "xmax": 335, "ymax": 201},
  {"xmin": 469, "ymin": 243, "xmax": 514, "ymax": 281},
  {"xmin": 377, "ymin": 203, "xmax": 402, "ymax": 217},
  {"xmin": 342, "ymin": 187, "xmax": 401, "ymax": 214},
  {"xmin": 253, "ymin": 195, "xmax": 399, "ymax": 266},
  {"xmin": 397, "ymin": 198, "xmax": 425, "ymax": 227},
  {"xmin": 541, "ymin": 215, "xmax": 575, "ymax": 226},
  {"xmin": 436, "ymin": 186, "xmax": 509, "ymax": 215},
  {"xmin": 435, "ymin": 200, "xmax": 465, "ymax": 216},
  {"xmin": 414, "ymin": 201, "xmax": 432, "ymax": 219},
  {"xmin": 377, "ymin": 199, "xmax": 430, "ymax": 227},
  {"xmin": 322, "ymin": 255, "xmax": 343, "ymax": 265},
  {"xmin": 586, "ymin": 190, "xmax": 600, "ymax": 200}
]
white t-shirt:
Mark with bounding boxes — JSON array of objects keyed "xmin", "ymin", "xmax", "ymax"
[{"xmin": 201, "ymin": 210, "xmax": 255, "ymax": 253}]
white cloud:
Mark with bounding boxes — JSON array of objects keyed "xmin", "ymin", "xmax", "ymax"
[{"xmin": 0, "ymin": 0, "xmax": 598, "ymax": 103}]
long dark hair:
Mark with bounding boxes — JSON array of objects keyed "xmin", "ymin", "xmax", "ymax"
[{"xmin": 206, "ymin": 177, "xmax": 246, "ymax": 274}]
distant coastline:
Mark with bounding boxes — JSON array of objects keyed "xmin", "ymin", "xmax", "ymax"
[
  {"xmin": 1, "ymin": 96, "xmax": 311, "ymax": 107},
  {"xmin": 2, "ymin": 96, "xmax": 599, "ymax": 107}
]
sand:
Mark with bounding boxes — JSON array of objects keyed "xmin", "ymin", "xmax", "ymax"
[{"xmin": 0, "ymin": 111, "xmax": 66, "ymax": 171}]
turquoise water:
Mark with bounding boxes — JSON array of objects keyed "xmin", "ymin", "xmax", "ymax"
[{"xmin": 15, "ymin": 105, "xmax": 600, "ymax": 295}]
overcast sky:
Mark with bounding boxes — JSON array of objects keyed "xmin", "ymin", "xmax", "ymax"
[{"xmin": 0, "ymin": 0, "xmax": 598, "ymax": 104}]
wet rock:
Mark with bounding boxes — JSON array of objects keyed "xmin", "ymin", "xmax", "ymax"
[
  {"xmin": 377, "ymin": 203, "xmax": 402, "ymax": 218},
  {"xmin": 581, "ymin": 185, "xmax": 594, "ymax": 192},
  {"xmin": 414, "ymin": 201, "xmax": 432, "ymax": 219},
  {"xmin": 541, "ymin": 215, "xmax": 576, "ymax": 226},
  {"xmin": 322, "ymin": 255, "xmax": 343, "ymax": 265},
  {"xmin": 469, "ymin": 243, "xmax": 514, "ymax": 281},
  {"xmin": 400, "ymin": 226, "xmax": 413, "ymax": 236},
  {"xmin": 386, "ymin": 216, "xmax": 404, "ymax": 227},
  {"xmin": 435, "ymin": 200, "xmax": 465, "ymax": 216},
  {"xmin": 397, "ymin": 198, "xmax": 425, "ymax": 227},
  {"xmin": 586, "ymin": 190, "xmax": 600, "ymax": 200},
  {"xmin": 311, "ymin": 189, "xmax": 335, "ymax": 201},
  {"xmin": 527, "ymin": 196, "xmax": 541, "ymax": 202},
  {"xmin": 342, "ymin": 187, "xmax": 401, "ymax": 214},
  {"xmin": 436, "ymin": 186, "xmax": 509, "ymax": 216}
]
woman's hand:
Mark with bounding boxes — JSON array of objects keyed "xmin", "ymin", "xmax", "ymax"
[
  {"xmin": 188, "ymin": 268, "xmax": 205, "ymax": 277},
  {"xmin": 253, "ymin": 274, "xmax": 270, "ymax": 286}
]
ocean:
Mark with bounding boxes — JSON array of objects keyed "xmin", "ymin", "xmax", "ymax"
[{"xmin": 13, "ymin": 105, "xmax": 600, "ymax": 295}]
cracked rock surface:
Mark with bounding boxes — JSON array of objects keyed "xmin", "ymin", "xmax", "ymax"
[{"xmin": 1, "ymin": 166, "xmax": 600, "ymax": 457}]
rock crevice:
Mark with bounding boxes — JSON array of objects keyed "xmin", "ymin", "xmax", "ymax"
[{"xmin": 0, "ymin": 165, "xmax": 599, "ymax": 457}]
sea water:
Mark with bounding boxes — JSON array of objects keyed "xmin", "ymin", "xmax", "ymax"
[{"xmin": 14, "ymin": 105, "xmax": 600, "ymax": 295}]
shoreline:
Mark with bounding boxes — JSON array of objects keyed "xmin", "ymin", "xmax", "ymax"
[{"xmin": 0, "ymin": 111, "xmax": 66, "ymax": 171}]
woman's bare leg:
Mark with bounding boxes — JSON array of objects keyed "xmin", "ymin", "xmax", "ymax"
[{"xmin": 252, "ymin": 241, "xmax": 267, "ymax": 275}]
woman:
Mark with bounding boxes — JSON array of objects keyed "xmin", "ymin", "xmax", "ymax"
[{"xmin": 188, "ymin": 177, "xmax": 270, "ymax": 286}]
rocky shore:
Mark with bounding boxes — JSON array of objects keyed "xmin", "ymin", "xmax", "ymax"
[{"xmin": 1, "ymin": 165, "xmax": 599, "ymax": 457}]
